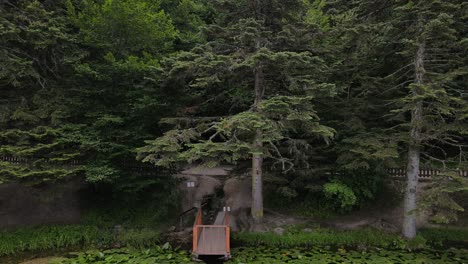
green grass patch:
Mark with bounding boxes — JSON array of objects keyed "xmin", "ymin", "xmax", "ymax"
[
  {"xmin": 419, "ymin": 228, "xmax": 468, "ymax": 247},
  {"xmin": 235, "ymin": 227, "xmax": 468, "ymax": 250},
  {"xmin": 234, "ymin": 228, "xmax": 406, "ymax": 249},
  {"xmin": 0, "ymin": 225, "xmax": 159, "ymax": 256},
  {"xmin": 116, "ymin": 228, "xmax": 160, "ymax": 249}
]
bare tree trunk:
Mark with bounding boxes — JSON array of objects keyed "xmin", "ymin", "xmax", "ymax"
[
  {"xmin": 402, "ymin": 41, "xmax": 425, "ymax": 239},
  {"xmin": 251, "ymin": 44, "xmax": 265, "ymax": 223},
  {"xmin": 252, "ymin": 129, "xmax": 263, "ymax": 223}
]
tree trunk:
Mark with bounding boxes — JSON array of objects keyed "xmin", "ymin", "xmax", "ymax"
[
  {"xmin": 252, "ymin": 129, "xmax": 263, "ymax": 223},
  {"xmin": 251, "ymin": 48, "xmax": 265, "ymax": 223},
  {"xmin": 402, "ymin": 41, "xmax": 425, "ymax": 239}
]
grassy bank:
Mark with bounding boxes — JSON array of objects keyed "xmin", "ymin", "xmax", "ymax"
[
  {"xmin": 419, "ymin": 228, "xmax": 468, "ymax": 247},
  {"xmin": 234, "ymin": 228, "xmax": 468, "ymax": 250},
  {"xmin": 2, "ymin": 225, "xmax": 467, "ymax": 258},
  {"xmin": 235, "ymin": 228, "xmax": 406, "ymax": 249},
  {"xmin": 0, "ymin": 225, "xmax": 159, "ymax": 256}
]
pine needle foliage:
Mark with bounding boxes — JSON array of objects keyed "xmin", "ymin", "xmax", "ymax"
[{"xmin": 137, "ymin": 2, "xmax": 337, "ymax": 172}]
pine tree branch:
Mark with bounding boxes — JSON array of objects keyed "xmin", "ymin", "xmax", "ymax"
[
  {"xmin": 379, "ymin": 80, "xmax": 413, "ymax": 95},
  {"xmin": 202, "ymin": 122, "xmax": 219, "ymax": 134},
  {"xmin": 421, "ymin": 152, "xmax": 447, "ymax": 169},
  {"xmin": 382, "ymin": 63, "xmax": 414, "ymax": 80},
  {"xmin": 209, "ymin": 130, "xmax": 222, "ymax": 141}
]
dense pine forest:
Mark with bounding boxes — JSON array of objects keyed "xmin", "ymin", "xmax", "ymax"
[{"xmin": 0, "ymin": 0, "xmax": 467, "ymax": 263}]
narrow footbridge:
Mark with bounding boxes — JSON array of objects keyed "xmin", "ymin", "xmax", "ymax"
[{"xmin": 192, "ymin": 208, "xmax": 231, "ymax": 260}]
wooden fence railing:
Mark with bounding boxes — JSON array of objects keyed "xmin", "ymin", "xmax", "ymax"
[
  {"xmin": 387, "ymin": 168, "xmax": 468, "ymax": 179},
  {"xmin": 2, "ymin": 156, "xmax": 466, "ymax": 180},
  {"xmin": 0, "ymin": 156, "xmax": 82, "ymax": 167}
]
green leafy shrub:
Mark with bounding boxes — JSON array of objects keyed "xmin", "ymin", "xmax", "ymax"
[
  {"xmin": 266, "ymin": 168, "xmax": 390, "ymax": 216},
  {"xmin": 323, "ymin": 182, "xmax": 357, "ymax": 211},
  {"xmin": 334, "ymin": 169, "xmax": 386, "ymax": 206},
  {"xmin": 406, "ymin": 235, "xmax": 427, "ymax": 250}
]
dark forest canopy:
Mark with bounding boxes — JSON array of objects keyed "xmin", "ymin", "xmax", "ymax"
[{"xmin": 0, "ymin": 0, "xmax": 467, "ymax": 237}]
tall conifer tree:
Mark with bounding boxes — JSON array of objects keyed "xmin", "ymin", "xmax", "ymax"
[
  {"xmin": 137, "ymin": 0, "xmax": 336, "ymax": 224},
  {"xmin": 321, "ymin": 0, "xmax": 467, "ymax": 228},
  {"xmin": 386, "ymin": 0, "xmax": 467, "ymax": 238},
  {"xmin": 0, "ymin": 0, "xmax": 83, "ymax": 184}
]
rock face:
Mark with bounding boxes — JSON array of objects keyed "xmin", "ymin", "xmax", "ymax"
[
  {"xmin": 175, "ymin": 174, "xmax": 223, "ymax": 212},
  {"xmin": 224, "ymin": 177, "xmax": 252, "ymax": 212},
  {"xmin": 177, "ymin": 172, "xmax": 302, "ymax": 232},
  {"xmin": 223, "ymin": 177, "xmax": 252, "ymax": 231},
  {"xmin": 0, "ymin": 179, "xmax": 83, "ymax": 228},
  {"xmin": 176, "ymin": 166, "xmax": 256, "ymax": 231}
]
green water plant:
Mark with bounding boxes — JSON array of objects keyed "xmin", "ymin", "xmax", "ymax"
[
  {"xmin": 51, "ymin": 245, "xmax": 468, "ymax": 264},
  {"xmin": 228, "ymin": 246, "xmax": 468, "ymax": 264},
  {"xmin": 54, "ymin": 243, "xmax": 194, "ymax": 264}
]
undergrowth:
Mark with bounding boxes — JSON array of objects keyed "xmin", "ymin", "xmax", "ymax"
[
  {"xmin": 419, "ymin": 228, "xmax": 468, "ymax": 247},
  {"xmin": 234, "ymin": 228, "xmax": 406, "ymax": 249},
  {"xmin": 2, "ymin": 225, "xmax": 467, "ymax": 257},
  {"xmin": 234, "ymin": 227, "xmax": 468, "ymax": 250},
  {"xmin": 0, "ymin": 225, "xmax": 159, "ymax": 256}
]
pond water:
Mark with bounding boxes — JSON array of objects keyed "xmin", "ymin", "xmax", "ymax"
[
  {"xmin": 229, "ymin": 246, "xmax": 468, "ymax": 263},
  {"xmin": 37, "ymin": 246, "xmax": 468, "ymax": 264}
]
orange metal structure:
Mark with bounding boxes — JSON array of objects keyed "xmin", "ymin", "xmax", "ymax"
[{"xmin": 192, "ymin": 208, "xmax": 231, "ymax": 260}]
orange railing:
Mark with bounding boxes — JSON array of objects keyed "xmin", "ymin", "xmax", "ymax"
[{"xmin": 192, "ymin": 208, "xmax": 230, "ymax": 259}]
